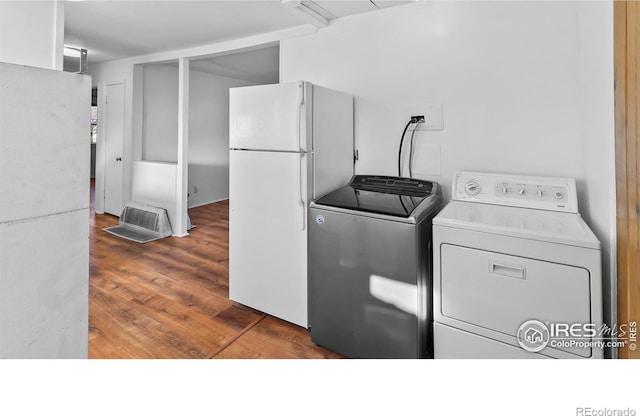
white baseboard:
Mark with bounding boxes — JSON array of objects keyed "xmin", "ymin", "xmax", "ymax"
[{"xmin": 188, "ymin": 197, "xmax": 229, "ymax": 209}]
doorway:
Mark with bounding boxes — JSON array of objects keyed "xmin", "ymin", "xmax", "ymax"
[
  {"xmin": 104, "ymin": 82, "xmax": 125, "ymax": 216},
  {"xmin": 186, "ymin": 45, "xmax": 279, "ymax": 208}
]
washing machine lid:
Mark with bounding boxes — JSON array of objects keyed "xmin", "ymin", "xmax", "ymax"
[
  {"xmin": 434, "ymin": 200, "xmax": 600, "ymax": 249},
  {"xmin": 314, "ymin": 175, "xmax": 438, "ymax": 218}
]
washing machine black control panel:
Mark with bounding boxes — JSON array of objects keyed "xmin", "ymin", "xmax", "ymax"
[{"xmin": 452, "ymin": 171, "xmax": 578, "ymax": 213}]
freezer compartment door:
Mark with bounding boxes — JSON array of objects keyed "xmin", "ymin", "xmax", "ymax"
[
  {"xmin": 229, "ymin": 150, "xmax": 311, "ymax": 327},
  {"xmin": 229, "ymin": 81, "xmax": 311, "ymax": 152}
]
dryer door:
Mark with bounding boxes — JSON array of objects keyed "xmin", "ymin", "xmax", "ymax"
[{"xmin": 440, "ymin": 244, "xmax": 592, "ymax": 357}]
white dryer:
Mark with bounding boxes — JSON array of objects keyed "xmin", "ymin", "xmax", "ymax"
[{"xmin": 433, "ymin": 171, "xmax": 603, "ymax": 359}]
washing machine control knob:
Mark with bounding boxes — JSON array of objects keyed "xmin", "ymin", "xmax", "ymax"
[
  {"xmin": 518, "ymin": 187, "xmax": 526, "ymax": 196},
  {"xmin": 536, "ymin": 189, "xmax": 544, "ymax": 198},
  {"xmin": 554, "ymin": 191, "xmax": 564, "ymax": 200},
  {"xmin": 465, "ymin": 181, "xmax": 481, "ymax": 196}
]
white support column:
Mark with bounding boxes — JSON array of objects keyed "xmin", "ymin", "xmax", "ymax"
[
  {"xmin": 175, "ymin": 57, "xmax": 190, "ymax": 237},
  {"xmin": 132, "ymin": 64, "xmax": 144, "ymax": 161}
]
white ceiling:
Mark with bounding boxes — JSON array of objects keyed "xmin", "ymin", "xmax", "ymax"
[
  {"xmin": 190, "ymin": 46, "xmax": 280, "ymax": 84},
  {"xmin": 64, "ymin": 0, "xmax": 412, "ymax": 64}
]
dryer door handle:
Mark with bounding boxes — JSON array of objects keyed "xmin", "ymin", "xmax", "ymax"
[{"xmin": 489, "ymin": 261, "xmax": 526, "ymax": 280}]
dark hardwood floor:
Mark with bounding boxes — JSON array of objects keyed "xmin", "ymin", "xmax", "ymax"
[{"xmin": 89, "ymin": 181, "xmax": 341, "ymax": 359}]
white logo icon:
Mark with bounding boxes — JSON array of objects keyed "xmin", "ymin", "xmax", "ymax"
[
  {"xmin": 517, "ymin": 320, "xmax": 550, "ymax": 352},
  {"xmin": 315, "ymin": 215, "xmax": 325, "ymax": 225}
]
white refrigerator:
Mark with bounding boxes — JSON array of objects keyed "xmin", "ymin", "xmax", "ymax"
[{"xmin": 229, "ymin": 81, "xmax": 354, "ymax": 327}]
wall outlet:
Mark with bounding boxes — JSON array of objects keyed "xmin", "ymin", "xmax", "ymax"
[
  {"xmin": 193, "ymin": 186, "xmax": 198, "ymax": 194},
  {"xmin": 404, "ymin": 103, "xmax": 444, "ymax": 131}
]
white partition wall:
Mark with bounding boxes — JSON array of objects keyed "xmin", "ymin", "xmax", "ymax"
[
  {"xmin": 131, "ymin": 161, "xmax": 179, "ymax": 236},
  {"xmin": 130, "ymin": 60, "xmax": 189, "ymax": 236},
  {"xmin": 0, "ymin": 62, "xmax": 90, "ymax": 358}
]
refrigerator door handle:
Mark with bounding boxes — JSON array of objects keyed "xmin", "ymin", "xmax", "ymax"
[
  {"xmin": 298, "ymin": 153, "xmax": 306, "ymax": 230},
  {"xmin": 297, "ymin": 82, "xmax": 304, "ymax": 152}
]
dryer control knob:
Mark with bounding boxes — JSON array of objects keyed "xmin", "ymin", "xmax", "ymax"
[
  {"xmin": 536, "ymin": 189, "xmax": 544, "ymax": 197},
  {"xmin": 465, "ymin": 181, "xmax": 481, "ymax": 196},
  {"xmin": 518, "ymin": 187, "xmax": 526, "ymax": 196},
  {"xmin": 554, "ymin": 191, "xmax": 564, "ymax": 200}
]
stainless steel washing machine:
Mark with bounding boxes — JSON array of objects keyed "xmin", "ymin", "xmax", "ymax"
[{"xmin": 308, "ymin": 175, "xmax": 442, "ymax": 358}]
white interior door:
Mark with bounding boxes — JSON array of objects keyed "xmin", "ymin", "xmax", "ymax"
[{"xmin": 104, "ymin": 82, "xmax": 125, "ymax": 216}]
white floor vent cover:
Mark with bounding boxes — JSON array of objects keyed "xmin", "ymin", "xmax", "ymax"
[{"xmin": 103, "ymin": 202, "xmax": 173, "ymax": 243}]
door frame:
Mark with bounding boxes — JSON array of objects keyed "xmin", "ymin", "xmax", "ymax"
[{"xmin": 614, "ymin": 1, "xmax": 640, "ymax": 359}]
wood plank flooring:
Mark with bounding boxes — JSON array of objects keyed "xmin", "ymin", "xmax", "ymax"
[{"xmin": 89, "ymin": 183, "xmax": 341, "ymax": 359}]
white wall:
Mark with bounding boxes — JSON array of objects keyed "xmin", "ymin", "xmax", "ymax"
[
  {"xmin": 139, "ymin": 63, "xmax": 258, "ymax": 207},
  {"xmin": 188, "ymin": 70, "xmax": 259, "ymax": 207},
  {"xmin": 577, "ymin": 2, "xmax": 616, "ymax": 340},
  {"xmin": 142, "ymin": 64, "xmax": 179, "ymax": 162},
  {"xmin": 281, "ymin": 1, "xmax": 616, "ymax": 328},
  {"xmin": 0, "ymin": 0, "xmax": 64, "ymax": 70}
]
